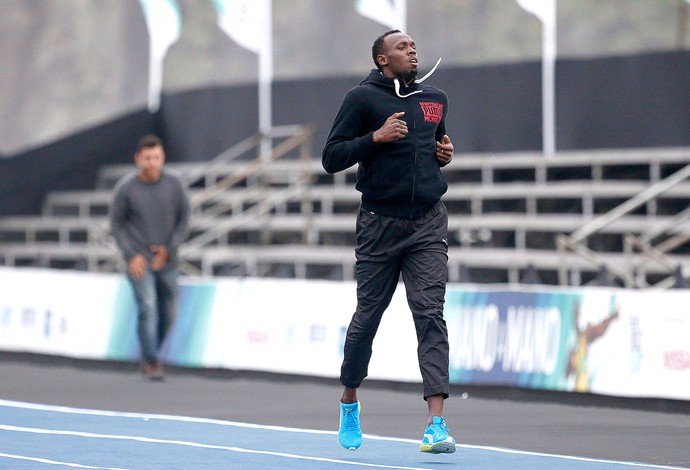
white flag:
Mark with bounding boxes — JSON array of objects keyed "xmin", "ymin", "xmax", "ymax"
[
  {"xmin": 139, "ymin": 0, "xmax": 181, "ymax": 112},
  {"xmin": 516, "ymin": 0, "xmax": 555, "ymax": 27},
  {"xmin": 212, "ymin": 0, "xmax": 266, "ymax": 54},
  {"xmin": 355, "ymin": 0, "xmax": 405, "ymax": 31}
]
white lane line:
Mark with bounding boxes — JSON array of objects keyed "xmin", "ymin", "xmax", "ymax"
[
  {"xmin": 0, "ymin": 452, "xmax": 130, "ymax": 469},
  {"xmin": 0, "ymin": 424, "xmax": 432, "ymax": 470},
  {"xmin": 0, "ymin": 399, "xmax": 333, "ymax": 435},
  {"xmin": 458, "ymin": 444, "xmax": 690, "ymax": 470}
]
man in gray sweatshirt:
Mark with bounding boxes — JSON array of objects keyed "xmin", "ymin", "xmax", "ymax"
[{"xmin": 110, "ymin": 134, "xmax": 190, "ymax": 381}]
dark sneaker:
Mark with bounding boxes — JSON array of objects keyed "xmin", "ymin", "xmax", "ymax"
[
  {"xmin": 419, "ymin": 416, "xmax": 456, "ymax": 454},
  {"xmin": 142, "ymin": 361, "xmax": 165, "ymax": 382},
  {"xmin": 338, "ymin": 401, "xmax": 362, "ymax": 450}
]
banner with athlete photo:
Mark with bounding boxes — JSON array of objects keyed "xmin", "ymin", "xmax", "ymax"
[
  {"xmin": 583, "ymin": 289, "xmax": 690, "ymax": 401},
  {"xmin": 444, "ymin": 286, "xmax": 690, "ymax": 400},
  {"xmin": 445, "ymin": 288, "xmax": 583, "ymax": 392}
]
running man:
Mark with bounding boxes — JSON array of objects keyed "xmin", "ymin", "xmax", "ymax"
[{"xmin": 322, "ymin": 30, "xmax": 456, "ymax": 454}]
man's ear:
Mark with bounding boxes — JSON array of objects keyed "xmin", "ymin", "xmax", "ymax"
[{"xmin": 377, "ymin": 54, "xmax": 388, "ymax": 68}]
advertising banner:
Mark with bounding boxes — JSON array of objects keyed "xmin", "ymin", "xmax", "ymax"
[
  {"xmin": 446, "ymin": 288, "xmax": 582, "ymax": 391},
  {"xmin": 585, "ymin": 290, "xmax": 690, "ymax": 400},
  {"xmin": 444, "ymin": 286, "xmax": 690, "ymax": 400},
  {"xmin": 198, "ymin": 278, "xmax": 354, "ymax": 376},
  {"xmin": 1, "ymin": 267, "xmax": 688, "ymax": 401},
  {"xmin": 0, "ymin": 267, "xmax": 121, "ymax": 358}
]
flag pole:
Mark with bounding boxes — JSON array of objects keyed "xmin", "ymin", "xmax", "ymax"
[
  {"xmin": 516, "ymin": 0, "xmax": 556, "ymax": 157},
  {"xmin": 259, "ymin": 0, "xmax": 273, "ymax": 161},
  {"xmin": 542, "ymin": 3, "xmax": 556, "ymax": 157}
]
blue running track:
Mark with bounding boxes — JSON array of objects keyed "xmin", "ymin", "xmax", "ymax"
[{"xmin": 1, "ymin": 400, "xmax": 687, "ymax": 470}]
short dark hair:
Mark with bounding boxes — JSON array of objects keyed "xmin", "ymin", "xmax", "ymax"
[
  {"xmin": 372, "ymin": 29, "xmax": 401, "ymax": 72},
  {"xmin": 136, "ymin": 134, "xmax": 163, "ymax": 153}
]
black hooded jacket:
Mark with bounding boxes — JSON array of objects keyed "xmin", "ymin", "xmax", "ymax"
[{"xmin": 322, "ymin": 68, "xmax": 449, "ymax": 219}]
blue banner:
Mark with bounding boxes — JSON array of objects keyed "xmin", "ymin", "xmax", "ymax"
[{"xmin": 446, "ymin": 288, "xmax": 586, "ymax": 391}]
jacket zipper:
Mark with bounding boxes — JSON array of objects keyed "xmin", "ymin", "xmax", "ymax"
[{"xmin": 408, "ymin": 99, "xmax": 417, "ymax": 218}]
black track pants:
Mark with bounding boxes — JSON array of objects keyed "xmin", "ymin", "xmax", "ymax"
[{"xmin": 340, "ymin": 202, "xmax": 450, "ymax": 399}]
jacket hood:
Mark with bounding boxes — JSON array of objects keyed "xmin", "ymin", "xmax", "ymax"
[{"xmin": 360, "ymin": 57, "xmax": 442, "ymax": 98}]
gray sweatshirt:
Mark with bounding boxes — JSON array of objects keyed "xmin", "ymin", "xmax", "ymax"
[{"xmin": 110, "ymin": 171, "xmax": 190, "ymax": 266}]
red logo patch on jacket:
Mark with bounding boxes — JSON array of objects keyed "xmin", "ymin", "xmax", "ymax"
[{"xmin": 419, "ymin": 101, "xmax": 443, "ymax": 123}]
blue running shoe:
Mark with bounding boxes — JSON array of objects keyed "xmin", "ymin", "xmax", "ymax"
[
  {"xmin": 419, "ymin": 416, "xmax": 456, "ymax": 454},
  {"xmin": 338, "ymin": 401, "xmax": 362, "ymax": 450}
]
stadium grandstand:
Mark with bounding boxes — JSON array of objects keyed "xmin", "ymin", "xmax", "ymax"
[{"xmin": 2, "ymin": 0, "xmax": 690, "ymax": 289}]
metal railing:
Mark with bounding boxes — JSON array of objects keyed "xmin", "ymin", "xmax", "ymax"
[
  {"xmin": 91, "ymin": 125, "xmax": 315, "ymax": 275},
  {"xmin": 556, "ymin": 163, "xmax": 690, "ymax": 288}
]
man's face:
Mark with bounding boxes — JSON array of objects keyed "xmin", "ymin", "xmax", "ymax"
[
  {"xmin": 379, "ymin": 32, "xmax": 418, "ymax": 81},
  {"xmin": 135, "ymin": 145, "xmax": 164, "ymax": 182}
]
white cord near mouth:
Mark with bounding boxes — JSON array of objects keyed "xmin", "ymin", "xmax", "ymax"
[
  {"xmin": 415, "ymin": 57, "xmax": 442, "ymax": 84},
  {"xmin": 393, "ymin": 57, "xmax": 442, "ymax": 98}
]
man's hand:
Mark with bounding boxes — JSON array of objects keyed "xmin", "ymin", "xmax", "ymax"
[
  {"xmin": 150, "ymin": 245, "xmax": 170, "ymax": 271},
  {"xmin": 128, "ymin": 254, "xmax": 148, "ymax": 280},
  {"xmin": 435, "ymin": 134, "xmax": 453, "ymax": 166},
  {"xmin": 373, "ymin": 112, "xmax": 408, "ymax": 143}
]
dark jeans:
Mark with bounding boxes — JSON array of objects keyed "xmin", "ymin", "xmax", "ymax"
[
  {"xmin": 127, "ymin": 266, "xmax": 178, "ymax": 363},
  {"xmin": 341, "ymin": 202, "xmax": 450, "ymax": 399}
]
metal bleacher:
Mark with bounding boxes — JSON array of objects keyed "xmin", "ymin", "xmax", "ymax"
[{"xmin": 2, "ymin": 126, "xmax": 690, "ymax": 287}]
